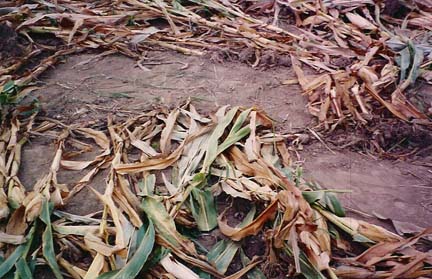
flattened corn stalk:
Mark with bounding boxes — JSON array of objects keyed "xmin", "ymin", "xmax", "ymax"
[
  {"xmin": 0, "ymin": 0, "xmax": 431, "ymax": 125},
  {"xmin": 0, "ymin": 104, "xmax": 430, "ymax": 278}
]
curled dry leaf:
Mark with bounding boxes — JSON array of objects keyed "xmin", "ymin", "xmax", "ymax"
[{"xmin": 218, "ymin": 199, "xmax": 278, "ymax": 241}]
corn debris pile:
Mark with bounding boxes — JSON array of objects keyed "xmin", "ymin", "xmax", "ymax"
[
  {"xmin": 0, "ymin": 104, "xmax": 431, "ymax": 278},
  {"xmin": 0, "ymin": 0, "xmax": 432, "ymax": 126}
]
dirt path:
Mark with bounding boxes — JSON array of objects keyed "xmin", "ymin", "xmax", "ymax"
[
  {"xmin": 22, "ymin": 51, "xmax": 432, "ymax": 232},
  {"xmin": 303, "ymin": 148, "xmax": 432, "ymax": 228},
  {"xmin": 34, "ymin": 52, "xmax": 310, "ymax": 129}
]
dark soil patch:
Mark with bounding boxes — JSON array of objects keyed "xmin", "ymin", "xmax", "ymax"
[
  {"xmin": 0, "ymin": 23, "xmax": 24, "ymax": 63},
  {"xmin": 326, "ymin": 117, "xmax": 432, "ymax": 160}
]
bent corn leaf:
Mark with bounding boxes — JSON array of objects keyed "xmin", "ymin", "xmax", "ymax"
[
  {"xmin": 141, "ymin": 196, "xmax": 196, "ymax": 255},
  {"xmin": 16, "ymin": 258, "xmax": 33, "ymax": 279},
  {"xmin": 190, "ymin": 188, "xmax": 217, "ymax": 231},
  {"xmin": 98, "ymin": 220, "xmax": 155, "ymax": 279},
  {"xmin": 218, "ymin": 199, "xmax": 278, "ymax": 241},
  {"xmin": 0, "ymin": 244, "xmax": 26, "ymax": 277},
  {"xmin": 40, "ymin": 201, "xmax": 63, "ymax": 279},
  {"xmin": 201, "ymin": 107, "xmax": 239, "ymax": 172},
  {"xmin": 208, "ymin": 240, "xmax": 240, "ymax": 274}
]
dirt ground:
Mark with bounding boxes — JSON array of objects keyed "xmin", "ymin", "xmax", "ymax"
[{"xmin": 21, "ymin": 51, "xmax": 432, "ymax": 238}]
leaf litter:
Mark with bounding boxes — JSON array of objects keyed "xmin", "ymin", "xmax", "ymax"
[{"xmin": 0, "ymin": 102, "xmax": 430, "ymax": 278}]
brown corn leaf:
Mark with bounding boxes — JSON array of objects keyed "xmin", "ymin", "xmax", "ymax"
[
  {"xmin": 84, "ymin": 233, "xmax": 122, "ymax": 256},
  {"xmin": 388, "ymin": 253, "xmax": 428, "ymax": 279},
  {"xmin": 346, "ymin": 12, "xmax": 377, "ymax": 30},
  {"xmin": 335, "ymin": 266, "xmax": 388, "ymax": 278},
  {"xmin": 355, "ymin": 228, "xmax": 432, "ymax": 265},
  {"xmin": 115, "ymin": 142, "xmax": 184, "ymax": 174},
  {"xmin": 76, "ymin": 128, "xmax": 110, "ymax": 150},
  {"xmin": 160, "ymin": 109, "xmax": 180, "ymax": 154},
  {"xmin": 0, "ymin": 232, "xmax": 25, "ymax": 244},
  {"xmin": 6, "ymin": 206, "xmax": 27, "ymax": 236},
  {"xmin": 218, "ymin": 199, "xmax": 278, "ymax": 241}
]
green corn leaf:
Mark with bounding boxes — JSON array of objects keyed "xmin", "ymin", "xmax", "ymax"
[
  {"xmin": 175, "ymin": 173, "xmax": 207, "ymax": 216},
  {"xmin": 227, "ymin": 108, "xmax": 252, "ymax": 138},
  {"xmin": 353, "ymin": 234, "xmax": 374, "ymax": 243},
  {"xmin": 127, "ymin": 226, "xmax": 145, "ymax": 261},
  {"xmin": 217, "ymin": 126, "xmax": 251, "ymax": 155},
  {"xmin": 205, "ymin": 205, "xmax": 255, "ymax": 274},
  {"xmin": 195, "ymin": 269, "xmax": 212, "ymax": 279},
  {"xmin": 284, "ymin": 246, "xmax": 327, "ymax": 279},
  {"xmin": 98, "ymin": 220, "xmax": 155, "ymax": 279},
  {"xmin": 189, "ymin": 188, "xmax": 217, "ymax": 231},
  {"xmin": 138, "ymin": 174, "xmax": 156, "ymax": 196},
  {"xmin": 207, "ymin": 239, "xmax": 240, "ymax": 274},
  {"xmin": 0, "ymin": 245, "xmax": 26, "ymax": 278},
  {"xmin": 302, "ymin": 191, "xmax": 325, "ymax": 204},
  {"xmin": 97, "ymin": 270, "xmax": 119, "ymax": 279},
  {"xmin": 142, "ymin": 246, "xmax": 170, "ymax": 273},
  {"xmin": 325, "ymin": 192, "xmax": 345, "ymax": 217},
  {"xmin": 40, "ymin": 201, "xmax": 63, "ymax": 279},
  {"xmin": 205, "ymin": 204, "xmax": 256, "ymax": 274},
  {"xmin": 407, "ymin": 41, "xmax": 424, "ymax": 85},
  {"xmin": 141, "ymin": 196, "xmax": 180, "ymax": 247},
  {"xmin": 302, "ymin": 190, "xmax": 346, "ymax": 217},
  {"xmin": 192, "ymin": 172, "xmax": 206, "ymax": 187},
  {"xmin": 141, "ymin": 196, "xmax": 195, "ymax": 254},
  {"xmin": 238, "ymin": 206, "xmax": 256, "ymax": 228},
  {"xmin": 172, "ymin": 0, "xmax": 185, "ymax": 11},
  {"xmin": 398, "ymin": 46, "xmax": 411, "ymax": 83},
  {"xmin": 0, "ymin": 224, "xmax": 36, "ymax": 278},
  {"xmin": 399, "ymin": 41, "xmax": 425, "ymax": 86},
  {"xmin": 2, "ymin": 80, "xmax": 16, "ymax": 93},
  {"xmin": 216, "ymin": 107, "xmax": 252, "ymax": 155},
  {"xmin": 15, "ymin": 258, "xmax": 33, "ymax": 279}
]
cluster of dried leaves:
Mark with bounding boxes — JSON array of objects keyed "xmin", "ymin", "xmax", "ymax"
[
  {"xmin": 1, "ymin": 0, "xmax": 432, "ymax": 126},
  {"xmin": 0, "ymin": 103, "xmax": 431, "ymax": 278}
]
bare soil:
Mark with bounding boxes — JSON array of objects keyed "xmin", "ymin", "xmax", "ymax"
[{"xmin": 21, "ymin": 51, "xmax": 432, "ymax": 242}]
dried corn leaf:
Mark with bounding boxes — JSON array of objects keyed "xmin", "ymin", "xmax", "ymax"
[
  {"xmin": 355, "ymin": 228, "xmax": 432, "ymax": 265},
  {"xmin": 346, "ymin": 12, "xmax": 377, "ymax": 30},
  {"xmin": 85, "ymin": 253, "xmax": 105, "ymax": 279},
  {"xmin": 201, "ymin": 106, "xmax": 238, "ymax": 172},
  {"xmin": 160, "ymin": 254, "xmax": 200, "ymax": 279},
  {"xmin": 218, "ymin": 199, "xmax": 278, "ymax": 241}
]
